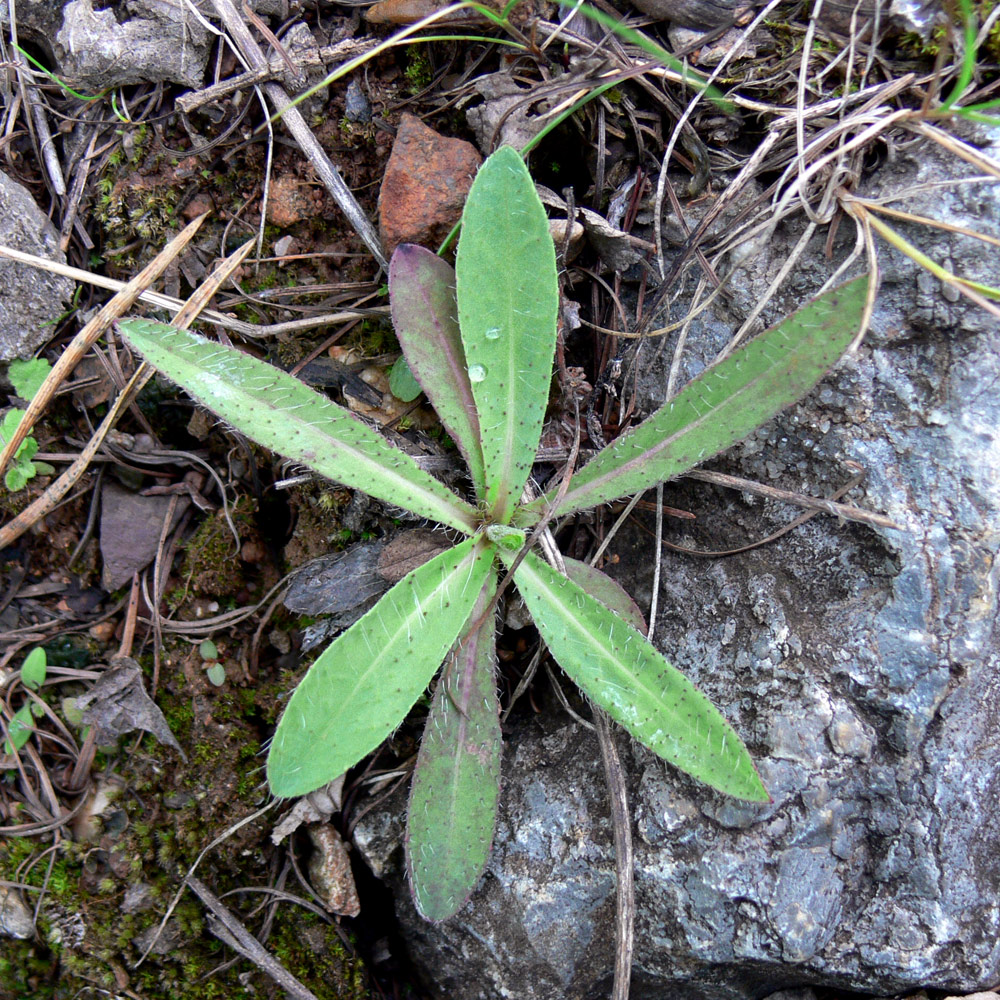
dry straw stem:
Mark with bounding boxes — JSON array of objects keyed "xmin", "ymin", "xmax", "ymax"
[
  {"xmin": 0, "ymin": 213, "xmax": 207, "ymax": 478},
  {"xmin": 0, "ymin": 244, "xmax": 388, "ymax": 338},
  {"xmin": 843, "ymin": 196, "xmax": 1000, "ymax": 320},
  {"xmin": 0, "ymin": 236, "xmax": 255, "ymax": 550}
]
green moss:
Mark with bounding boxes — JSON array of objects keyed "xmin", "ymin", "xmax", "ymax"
[
  {"xmin": 268, "ymin": 917, "xmax": 369, "ymax": 998},
  {"xmin": 175, "ymin": 497, "xmax": 256, "ymax": 604},
  {"xmin": 404, "ymin": 44, "xmax": 434, "ymax": 93}
]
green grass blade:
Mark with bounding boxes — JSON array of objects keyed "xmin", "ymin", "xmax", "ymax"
[
  {"xmin": 510, "ymin": 550, "xmax": 768, "ymax": 801},
  {"xmin": 456, "ymin": 147, "xmax": 558, "ymax": 523},
  {"xmin": 389, "ymin": 245, "xmax": 487, "ymax": 496},
  {"xmin": 267, "ymin": 537, "xmax": 494, "ymax": 797},
  {"xmin": 406, "ymin": 571, "xmax": 501, "ymax": 922},
  {"xmin": 522, "ymin": 277, "xmax": 868, "ymax": 521},
  {"xmin": 119, "ymin": 320, "xmax": 478, "ymax": 535}
]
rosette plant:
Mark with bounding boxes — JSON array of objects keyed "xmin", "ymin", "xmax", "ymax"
[{"xmin": 120, "ymin": 146, "xmax": 867, "ymax": 921}]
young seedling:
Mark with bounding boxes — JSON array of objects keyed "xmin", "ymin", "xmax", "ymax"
[
  {"xmin": 1, "ymin": 358, "xmax": 55, "ymax": 492},
  {"xmin": 2, "ymin": 647, "xmax": 47, "ymax": 756},
  {"xmin": 119, "ymin": 146, "xmax": 868, "ymax": 921}
]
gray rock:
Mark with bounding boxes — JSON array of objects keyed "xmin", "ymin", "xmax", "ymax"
[
  {"xmin": 0, "ymin": 887, "xmax": 34, "ymax": 939},
  {"xmin": 53, "ymin": 0, "xmax": 212, "ymax": 90},
  {"xmin": 354, "ymin": 126, "xmax": 1000, "ymax": 999},
  {"xmin": 0, "ymin": 172, "xmax": 75, "ymax": 362},
  {"xmin": 1, "ymin": 0, "xmax": 292, "ymax": 81}
]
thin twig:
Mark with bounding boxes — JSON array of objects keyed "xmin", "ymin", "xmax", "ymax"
[
  {"xmin": 683, "ymin": 468, "xmax": 900, "ymax": 530},
  {"xmin": 210, "ymin": 0, "xmax": 387, "ymax": 269},
  {"xmin": 186, "ymin": 875, "xmax": 322, "ymax": 1000},
  {"xmin": 0, "ymin": 213, "xmax": 208, "ymax": 481},
  {"xmin": 0, "ymin": 244, "xmax": 389, "ymax": 338},
  {"xmin": 0, "ymin": 235, "xmax": 254, "ymax": 550}
]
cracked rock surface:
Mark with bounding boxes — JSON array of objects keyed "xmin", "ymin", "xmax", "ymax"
[{"xmin": 354, "ymin": 129, "xmax": 1000, "ymax": 999}]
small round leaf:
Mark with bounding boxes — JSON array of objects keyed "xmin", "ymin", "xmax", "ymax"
[{"xmin": 20, "ymin": 648, "xmax": 46, "ymax": 691}]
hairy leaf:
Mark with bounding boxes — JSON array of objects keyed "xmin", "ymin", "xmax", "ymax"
[
  {"xmin": 268, "ymin": 537, "xmax": 494, "ymax": 798},
  {"xmin": 521, "ymin": 277, "xmax": 868, "ymax": 521},
  {"xmin": 119, "ymin": 320, "xmax": 478, "ymax": 535},
  {"xmin": 389, "ymin": 245, "xmax": 486, "ymax": 494},
  {"xmin": 562, "ymin": 557, "xmax": 647, "ymax": 634},
  {"xmin": 511, "ymin": 550, "xmax": 768, "ymax": 801},
  {"xmin": 456, "ymin": 146, "xmax": 558, "ymax": 523},
  {"xmin": 406, "ymin": 572, "xmax": 501, "ymax": 922}
]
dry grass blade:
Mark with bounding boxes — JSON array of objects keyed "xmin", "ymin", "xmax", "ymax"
[
  {"xmin": 0, "ymin": 244, "xmax": 388, "ymax": 337},
  {"xmin": 843, "ymin": 199, "xmax": 1000, "ymax": 320},
  {"xmin": 12, "ymin": 48, "xmax": 66, "ymax": 197},
  {"xmin": 0, "ymin": 237, "xmax": 255, "ymax": 550},
  {"xmin": 841, "ymin": 195, "xmax": 1000, "ymax": 247},
  {"xmin": 592, "ymin": 707, "xmax": 634, "ymax": 1000},
  {"xmin": 0, "ymin": 212, "xmax": 207, "ymax": 478}
]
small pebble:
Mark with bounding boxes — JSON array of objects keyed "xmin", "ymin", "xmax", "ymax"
[
  {"xmin": 345, "ymin": 79, "xmax": 371, "ymax": 123},
  {"xmin": 0, "ymin": 887, "xmax": 34, "ymax": 939}
]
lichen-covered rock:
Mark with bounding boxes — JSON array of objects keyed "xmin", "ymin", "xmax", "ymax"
[
  {"xmin": 0, "ymin": 171, "xmax": 75, "ymax": 362},
  {"xmin": 354, "ymin": 128, "xmax": 1000, "ymax": 998},
  {"xmin": 53, "ymin": 0, "xmax": 212, "ymax": 90}
]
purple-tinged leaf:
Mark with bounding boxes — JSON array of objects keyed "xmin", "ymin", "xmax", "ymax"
[
  {"xmin": 406, "ymin": 571, "xmax": 501, "ymax": 921},
  {"xmin": 562, "ymin": 557, "xmax": 647, "ymax": 634},
  {"xmin": 390, "ymin": 245, "xmax": 486, "ymax": 496}
]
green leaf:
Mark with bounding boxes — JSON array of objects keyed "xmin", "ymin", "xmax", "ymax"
[
  {"xmin": 522, "ymin": 277, "xmax": 869, "ymax": 521},
  {"xmin": 206, "ymin": 663, "xmax": 227, "ymax": 686},
  {"xmin": 20, "ymin": 648, "xmax": 46, "ymax": 691},
  {"xmin": 1, "ymin": 409, "xmax": 26, "ymax": 448},
  {"xmin": 485, "ymin": 524, "xmax": 525, "ymax": 551},
  {"xmin": 5, "ymin": 461, "xmax": 32, "ymax": 492},
  {"xmin": 267, "ymin": 536, "xmax": 495, "ymax": 798},
  {"xmin": 119, "ymin": 320, "xmax": 478, "ymax": 535},
  {"xmin": 389, "ymin": 245, "xmax": 486, "ymax": 493},
  {"xmin": 510, "ymin": 550, "xmax": 768, "ymax": 802},
  {"xmin": 3, "ymin": 705, "xmax": 35, "ymax": 754},
  {"xmin": 561, "ymin": 557, "xmax": 647, "ymax": 634},
  {"xmin": 9, "ymin": 358, "xmax": 51, "ymax": 400},
  {"xmin": 388, "ymin": 356, "xmax": 423, "ymax": 403},
  {"xmin": 62, "ymin": 697, "xmax": 84, "ymax": 727},
  {"xmin": 406, "ymin": 572, "xmax": 501, "ymax": 922},
  {"xmin": 456, "ymin": 147, "xmax": 558, "ymax": 523}
]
